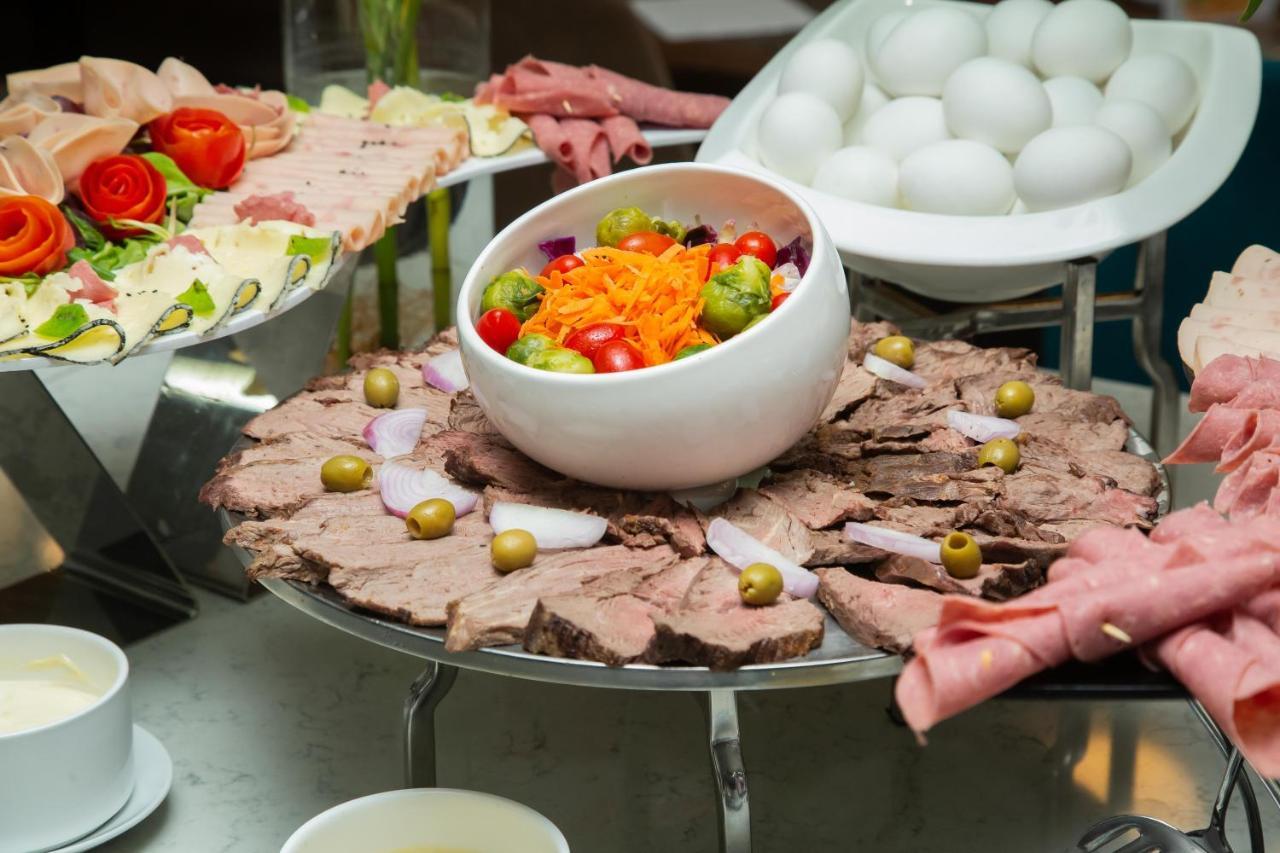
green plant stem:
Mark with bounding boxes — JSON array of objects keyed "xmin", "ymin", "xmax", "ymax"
[
  {"xmin": 336, "ymin": 287, "xmax": 353, "ymax": 365},
  {"xmin": 428, "ymin": 189, "xmax": 452, "ymax": 332},
  {"xmin": 374, "ymin": 231, "xmax": 400, "ymax": 349}
]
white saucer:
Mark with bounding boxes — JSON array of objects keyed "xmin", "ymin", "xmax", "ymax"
[{"xmin": 47, "ymin": 725, "xmax": 173, "ymax": 853}]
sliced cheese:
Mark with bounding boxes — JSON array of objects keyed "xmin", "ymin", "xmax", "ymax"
[
  {"xmin": 317, "ymin": 85, "xmax": 369, "ymax": 120},
  {"xmin": 463, "ymin": 101, "xmax": 530, "ymax": 157},
  {"xmin": 0, "ymin": 277, "xmax": 124, "ymax": 364}
]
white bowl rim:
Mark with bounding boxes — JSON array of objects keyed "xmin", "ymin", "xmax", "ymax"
[
  {"xmin": 280, "ymin": 787, "xmax": 571, "ymax": 852},
  {"xmin": 695, "ymin": 1, "xmax": 1263, "ymax": 268},
  {"xmin": 456, "ymin": 162, "xmax": 830, "ymax": 386},
  {"xmin": 0, "ymin": 623, "xmax": 129, "ymax": 741}
]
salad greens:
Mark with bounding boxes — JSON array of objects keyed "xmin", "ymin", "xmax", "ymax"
[
  {"xmin": 35, "ymin": 304, "xmax": 89, "ymax": 338},
  {"xmin": 287, "ymin": 235, "xmax": 334, "ymax": 264},
  {"xmin": 141, "ymin": 152, "xmax": 211, "ymax": 222},
  {"xmin": 176, "ymin": 279, "xmax": 216, "ymax": 315}
]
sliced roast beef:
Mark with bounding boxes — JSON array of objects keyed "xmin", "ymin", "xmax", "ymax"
[
  {"xmin": 703, "ymin": 490, "xmax": 815, "ymax": 563},
  {"xmin": 911, "ymin": 339, "xmax": 1038, "ymax": 385},
  {"xmin": 847, "ymin": 320, "xmax": 900, "ymax": 361},
  {"xmin": 856, "ymin": 452, "xmax": 1002, "ymax": 504},
  {"xmin": 758, "ymin": 469, "xmax": 874, "ymax": 529},
  {"xmin": 448, "ymin": 391, "xmax": 500, "ymax": 435},
  {"xmin": 872, "ymin": 500, "xmax": 980, "ymax": 537},
  {"xmin": 815, "ymin": 568, "xmax": 942, "ymax": 654},
  {"xmin": 1016, "ymin": 412, "xmax": 1129, "ymax": 453},
  {"xmin": 969, "ymin": 508, "xmax": 1066, "ymax": 544},
  {"xmin": 845, "ymin": 383, "xmax": 960, "ymax": 437},
  {"xmin": 874, "ymin": 554, "xmax": 1042, "ymax": 600},
  {"xmin": 651, "ymin": 560, "xmax": 824, "ymax": 669},
  {"xmin": 821, "ymin": 363, "xmax": 877, "ymax": 422},
  {"xmin": 998, "ymin": 465, "xmax": 1157, "ymax": 529},
  {"xmin": 957, "ymin": 374, "xmax": 1126, "ymax": 424},
  {"xmin": 1019, "ymin": 434, "xmax": 1160, "ymax": 496},
  {"xmin": 224, "ymin": 492, "xmax": 389, "ymax": 581},
  {"xmin": 446, "ymin": 544, "xmax": 680, "ymax": 651},
  {"xmin": 806, "ymin": 531, "xmax": 887, "ymax": 566},
  {"xmin": 523, "ymin": 558, "xmax": 708, "ymax": 666}
]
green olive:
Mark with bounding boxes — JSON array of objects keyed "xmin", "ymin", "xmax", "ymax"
[
  {"xmin": 491, "ymin": 528, "xmax": 537, "ymax": 572},
  {"xmin": 363, "ymin": 367, "xmax": 400, "ymax": 408},
  {"xmin": 406, "ymin": 498, "xmax": 455, "ymax": 540},
  {"xmin": 977, "ymin": 438, "xmax": 1021, "ymax": 474},
  {"xmin": 995, "ymin": 380, "xmax": 1035, "ymax": 418},
  {"xmin": 738, "ymin": 562, "xmax": 784, "ymax": 606},
  {"xmin": 320, "ymin": 455, "xmax": 372, "ymax": 492},
  {"xmin": 940, "ymin": 531, "xmax": 982, "ymax": 579},
  {"xmin": 873, "ymin": 335, "xmax": 915, "ymax": 369}
]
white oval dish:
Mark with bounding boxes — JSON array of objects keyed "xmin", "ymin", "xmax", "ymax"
[
  {"xmin": 280, "ymin": 788, "xmax": 570, "ymax": 853},
  {"xmin": 0, "ymin": 625, "xmax": 133, "ymax": 853},
  {"xmin": 456, "ymin": 163, "xmax": 851, "ymax": 491},
  {"xmin": 696, "ymin": 0, "xmax": 1261, "ymax": 301}
]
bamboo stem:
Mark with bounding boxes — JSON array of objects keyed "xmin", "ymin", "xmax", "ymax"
[
  {"xmin": 428, "ymin": 189, "xmax": 452, "ymax": 333},
  {"xmin": 374, "ymin": 230, "xmax": 400, "ymax": 349}
]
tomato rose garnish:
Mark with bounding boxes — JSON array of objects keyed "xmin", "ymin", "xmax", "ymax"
[
  {"xmin": 0, "ymin": 195, "xmax": 74, "ymax": 277},
  {"xmin": 76, "ymin": 155, "xmax": 168, "ymax": 240},
  {"xmin": 149, "ymin": 107, "xmax": 246, "ymax": 190}
]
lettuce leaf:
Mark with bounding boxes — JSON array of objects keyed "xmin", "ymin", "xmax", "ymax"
[
  {"xmin": 286, "ymin": 235, "xmax": 332, "ymax": 264},
  {"xmin": 176, "ymin": 279, "xmax": 215, "ymax": 316},
  {"xmin": 286, "ymin": 94, "xmax": 311, "ymax": 113},
  {"xmin": 35, "ymin": 303, "xmax": 89, "ymax": 338},
  {"xmin": 141, "ymin": 152, "xmax": 211, "ymax": 223}
]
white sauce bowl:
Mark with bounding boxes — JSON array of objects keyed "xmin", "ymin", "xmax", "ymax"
[
  {"xmin": 280, "ymin": 788, "xmax": 570, "ymax": 853},
  {"xmin": 0, "ymin": 625, "xmax": 133, "ymax": 853},
  {"xmin": 457, "ymin": 163, "xmax": 851, "ymax": 491}
]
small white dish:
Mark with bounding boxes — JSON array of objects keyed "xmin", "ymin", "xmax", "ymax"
[
  {"xmin": 281, "ymin": 788, "xmax": 570, "ymax": 853},
  {"xmin": 457, "ymin": 162, "xmax": 852, "ymax": 491},
  {"xmin": 46, "ymin": 725, "xmax": 172, "ymax": 853},
  {"xmin": 697, "ymin": 0, "xmax": 1261, "ymax": 301}
]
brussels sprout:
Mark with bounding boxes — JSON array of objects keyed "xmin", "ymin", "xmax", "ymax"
[
  {"xmin": 505, "ymin": 333, "xmax": 555, "ymax": 364},
  {"xmin": 527, "ymin": 347, "xmax": 595, "ymax": 374},
  {"xmin": 742, "ymin": 313, "xmax": 768, "ymax": 332},
  {"xmin": 653, "ymin": 218, "xmax": 687, "ymax": 244},
  {"xmin": 674, "ymin": 343, "xmax": 712, "ymax": 360},
  {"xmin": 481, "ymin": 270, "xmax": 544, "ymax": 322},
  {"xmin": 596, "ymin": 206, "xmax": 654, "ymax": 248},
  {"xmin": 699, "ymin": 256, "xmax": 772, "ymax": 338}
]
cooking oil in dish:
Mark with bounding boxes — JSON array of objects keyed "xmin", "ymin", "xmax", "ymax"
[{"xmin": 0, "ymin": 654, "xmax": 100, "ymax": 734}]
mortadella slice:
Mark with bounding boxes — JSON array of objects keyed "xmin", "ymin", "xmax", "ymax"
[
  {"xmin": 1188, "ymin": 354, "xmax": 1280, "ymax": 412},
  {"xmin": 1218, "ymin": 410, "xmax": 1280, "ymax": 473},
  {"xmin": 6, "ymin": 62, "xmax": 83, "ymax": 102},
  {"xmin": 26, "ymin": 113, "xmax": 138, "ymax": 184},
  {"xmin": 1164, "ymin": 404, "xmax": 1254, "ymax": 465},
  {"xmin": 79, "ymin": 57, "xmax": 172, "ymax": 124},
  {"xmin": 0, "ymin": 135, "xmax": 65, "ymax": 204}
]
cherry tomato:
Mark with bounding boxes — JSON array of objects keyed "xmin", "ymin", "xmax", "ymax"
[
  {"xmin": 707, "ymin": 243, "xmax": 741, "ymax": 278},
  {"xmin": 771, "ymin": 292, "xmax": 790, "ymax": 311},
  {"xmin": 475, "ymin": 308, "xmax": 521, "ymax": 354},
  {"xmin": 735, "ymin": 231, "xmax": 778, "ymax": 269},
  {"xmin": 540, "ymin": 254, "xmax": 584, "ymax": 278},
  {"xmin": 593, "ymin": 340, "xmax": 645, "ymax": 373},
  {"xmin": 617, "ymin": 231, "xmax": 676, "ymax": 256},
  {"xmin": 564, "ymin": 323, "xmax": 625, "ymax": 359}
]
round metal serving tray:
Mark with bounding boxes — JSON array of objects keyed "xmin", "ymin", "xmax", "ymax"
[{"xmin": 221, "ymin": 430, "xmax": 1169, "ymax": 693}]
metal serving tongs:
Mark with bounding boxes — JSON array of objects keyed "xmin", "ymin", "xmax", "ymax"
[{"xmin": 1075, "ymin": 704, "xmax": 1265, "ymax": 853}]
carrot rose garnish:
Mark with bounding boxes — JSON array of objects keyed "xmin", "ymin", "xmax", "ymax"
[{"xmin": 0, "ymin": 195, "xmax": 74, "ymax": 276}]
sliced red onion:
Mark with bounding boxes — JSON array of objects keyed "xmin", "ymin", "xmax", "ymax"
[
  {"xmin": 423, "ymin": 348, "xmax": 468, "ymax": 392},
  {"xmin": 683, "ymin": 223, "xmax": 718, "ymax": 247},
  {"xmin": 845, "ymin": 522, "xmax": 941, "ymax": 563},
  {"xmin": 363, "ymin": 408, "xmax": 428, "ymax": 458},
  {"xmin": 863, "ymin": 352, "xmax": 927, "ymax": 389},
  {"xmin": 719, "ymin": 218, "xmax": 737, "ymax": 244},
  {"xmin": 772, "ymin": 261, "xmax": 801, "ymax": 293},
  {"xmin": 488, "ymin": 501, "xmax": 607, "ymax": 550},
  {"xmin": 378, "ymin": 461, "xmax": 479, "ymax": 518},
  {"xmin": 537, "ymin": 236, "xmax": 575, "ymax": 261},
  {"xmin": 705, "ymin": 518, "xmax": 819, "ymax": 599},
  {"xmin": 946, "ymin": 409, "xmax": 1021, "ymax": 443},
  {"xmin": 775, "ymin": 235, "xmax": 811, "ymax": 276}
]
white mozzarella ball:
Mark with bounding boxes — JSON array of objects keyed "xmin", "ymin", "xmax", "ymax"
[
  {"xmin": 985, "ymin": 0, "xmax": 1053, "ymax": 67},
  {"xmin": 1043, "ymin": 76, "xmax": 1104, "ymax": 127},
  {"xmin": 757, "ymin": 93, "xmax": 844, "ymax": 185},
  {"xmin": 778, "ymin": 39, "xmax": 865, "ymax": 123},
  {"xmin": 843, "ymin": 82, "xmax": 890, "ymax": 145},
  {"xmin": 1105, "ymin": 52, "xmax": 1199, "ymax": 135},
  {"xmin": 1032, "ymin": 0, "xmax": 1133, "ymax": 84},
  {"xmin": 812, "ymin": 146, "xmax": 900, "ymax": 207},
  {"xmin": 1094, "ymin": 99, "xmax": 1171, "ymax": 186},
  {"xmin": 860, "ymin": 96, "xmax": 952, "ymax": 162},
  {"xmin": 942, "ymin": 57, "xmax": 1051, "ymax": 154},
  {"xmin": 1014, "ymin": 125, "xmax": 1132, "ymax": 211},
  {"xmin": 899, "ymin": 140, "xmax": 1016, "ymax": 216},
  {"xmin": 871, "ymin": 7, "xmax": 987, "ymax": 97}
]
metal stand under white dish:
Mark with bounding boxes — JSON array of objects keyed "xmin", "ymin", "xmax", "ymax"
[{"xmin": 848, "ymin": 232, "xmax": 1182, "ymax": 457}]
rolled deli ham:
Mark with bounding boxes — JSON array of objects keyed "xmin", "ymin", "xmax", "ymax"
[
  {"xmin": 586, "ymin": 65, "xmax": 729, "ymax": 129},
  {"xmin": 601, "ymin": 115, "xmax": 652, "ymax": 165},
  {"xmin": 1165, "ymin": 405, "xmax": 1256, "ymax": 465}
]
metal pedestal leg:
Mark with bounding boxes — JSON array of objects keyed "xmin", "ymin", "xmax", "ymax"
[
  {"xmin": 1131, "ymin": 232, "xmax": 1182, "ymax": 457},
  {"xmin": 1061, "ymin": 258, "xmax": 1097, "ymax": 390},
  {"xmin": 403, "ymin": 661, "xmax": 459, "ymax": 788},
  {"xmin": 705, "ymin": 689, "xmax": 751, "ymax": 853}
]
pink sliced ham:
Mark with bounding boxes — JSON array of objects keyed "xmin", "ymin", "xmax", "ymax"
[
  {"xmin": 233, "ymin": 191, "xmax": 316, "ymax": 226},
  {"xmin": 25, "ymin": 113, "xmax": 138, "ymax": 184},
  {"xmin": 6, "ymin": 62, "xmax": 83, "ymax": 102},
  {"xmin": 559, "ymin": 118, "xmax": 611, "ymax": 185},
  {"xmin": 1148, "ymin": 502, "xmax": 1229, "ymax": 543},
  {"xmin": 1189, "ymin": 354, "xmax": 1280, "ymax": 412},
  {"xmin": 66, "ymin": 260, "xmax": 118, "ymax": 311},
  {"xmin": 0, "ymin": 134, "xmax": 65, "ymax": 204},
  {"xmin": 79, "ymin": 57, "xmax": 172, "ymax": 125},
  {"xmin": 525, "ymin": 114, "xmax": 571, "ymax": 171},
  {"xmin": 1218, "ymin": 409, "xmax": 1280, "ymax": 473},
  {"xmin": 600, "ymin": 115, "xmax": 652, "ymax": 165},
  {"xmin": 585, "ymin": 65, "xmax": 729, "ymax": 129},
  {"xmin": 166, "ymin": 234, "xmax": 209, "ymax": 257},
  {"xmin": 1165, "ymin": 404, "xmax": 1255, "ymax": 465},
  {"xmin": 367, "ymin": 80, "xmax": 391, "ymax": 108},
  {"xmin": 1215, "ymin": 450, "xmax": 1280, "ymax": 519}
]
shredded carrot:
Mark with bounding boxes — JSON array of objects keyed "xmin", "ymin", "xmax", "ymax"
[{"xmin": 522, "ymin": 243, "xmax": 717, "ymax": 366}]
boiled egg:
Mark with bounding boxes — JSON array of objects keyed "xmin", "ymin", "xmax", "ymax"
[
  {"xmin": 778, "ymin": 39, "xmax": 864, "ymax": 123},
  {"xmin": 1094, "ymin": 99, "xmax": 1171, "ymax": 186},
  {"xmin": 757, "ymin": 92, "xmax": 844, "ymax": 184},
  {"xmin": 985, "ymin": 0, "xmax": 1053, "ymax": 68},
  {"xmin": 1105, "ymin": 52, "xmax": 1199, "ymax": 135},
  {"xmin": 865, "ymin": 11, "xmax": 909, "ymax": 76},
  {"xmin": 1031, "ymin": 0, "xmax": 1133, "ymax": 84},
  {"xmin": 843, "ymin": 82, "xmax": 890, "ymax": 145},
  {"xmin": 942, "ymin": 57, "xmax": 1051, "ymax": 154},
  {"xmin": 1014, "ymin": 125, "xmax": 1131, "ymax": 211},
  {"xmin": 1043, "ymin": 76, "xmax": 1104, "ymax": 127},
  {"xmin": 899, "ymin": 140, "xmax": 1016, "ymax": 216},
  {"xmin": 860, "ymin": 96, "xmax": 952, "ymax": 162},
  {"xmin": 870, "ymin": 7, "xmax": 987, "ymax": 97},
  {"xmin": 812, "ymin": 146, "xmax": 900, "ymax": 208}
]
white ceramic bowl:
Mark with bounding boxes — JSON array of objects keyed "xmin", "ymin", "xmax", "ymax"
[
  {"xmin": 0, "ymin": 625, "xmax": 133, "ymax": 853},
  {"xmin": 457, "ymin": 163, "xmax": 851, "ymax": 491},
  {"xmin": 280, "ymin": 788, "xmax": 570, "ymax": 853},
  {"xmin": 696, "ymin": 0, "xmax": 1261, "ymax": 301}
]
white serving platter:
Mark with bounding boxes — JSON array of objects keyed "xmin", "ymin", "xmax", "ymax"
[{"xmin": 696, "ymin": 0, "xmax": 1262, "ymax": 301}]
